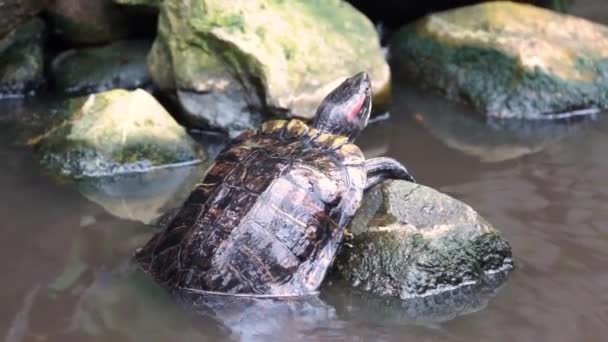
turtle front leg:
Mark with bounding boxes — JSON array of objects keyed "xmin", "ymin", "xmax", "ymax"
[{"xmin": 364, "ymin": 157, "xmax": 415, "ymax": 190}]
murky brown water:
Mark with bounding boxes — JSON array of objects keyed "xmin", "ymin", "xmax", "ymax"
[{"xmin": 1, "ymin": 79, "xmax": 607, "ymax": 342}]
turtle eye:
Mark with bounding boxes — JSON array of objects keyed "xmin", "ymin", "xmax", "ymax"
[{"xmin": 347, "ymin": 93, "xmax": 366, "ymax": 123}]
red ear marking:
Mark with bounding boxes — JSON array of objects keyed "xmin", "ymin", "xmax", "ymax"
[{"xmin": 347, "ymin": 94, "xmax": 365, "ymax": 123}]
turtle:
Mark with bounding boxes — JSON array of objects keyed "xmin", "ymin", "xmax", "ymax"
[{"xmin": 134, "ymin": 72, "xmax": 415, "ymax": 297}]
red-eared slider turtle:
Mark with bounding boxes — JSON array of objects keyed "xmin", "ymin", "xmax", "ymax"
[{"xmin": 134, "ymin": 72, "xmax": 415, "ymax": 296}]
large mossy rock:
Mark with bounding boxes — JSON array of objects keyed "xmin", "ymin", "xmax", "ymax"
[
  {"xmin": 0, "ymin": 17, "xmax": 45, "ymax": 96},
  {"xmin": 334, "ymin": 180, "xmax": 512, "ymax": 298},
  {"xmin": 31, "ymin": 89, "xmax": 205, "ymax": 178},
  {"xmin": 50, "ymin": 40, "xmax": 152, "ymax": 95},
  {"xmin": 149, "ymin": 0, "xmax": 390, "ymax": 135},
  {"xmin": 390, "ymin": 2, "xmax": 608, "ymax": 119}
]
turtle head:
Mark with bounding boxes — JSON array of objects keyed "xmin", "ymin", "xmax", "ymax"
[{"xmin": 312, "ymin": 72, "xmax": 372, "ymax": 142}]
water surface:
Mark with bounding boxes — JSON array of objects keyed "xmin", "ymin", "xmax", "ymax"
[{"xmin": 1, "ymin": 82, "xmax": 607, "ymax": 341}]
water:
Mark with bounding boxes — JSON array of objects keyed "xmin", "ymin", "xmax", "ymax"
[{"xmin": 0, "ymin": 81, "xmax": 607, "ymax": 342}]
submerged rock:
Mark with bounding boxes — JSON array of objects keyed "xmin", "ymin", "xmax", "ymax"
[
  {"xmin": 149, "ymin": 0, "xmax": 390, "ymax": 135},
  {"xmin": 391, "ymin": 2, "xmax": 608, "ymax": 119},
  {"xmin": 0, "ymin": 18, "xmax": 45, "ymax": 97},
  {"xmin": 31, "ymin": 89, "xmax": 205, "ymax": 178},
  {"xmin": 324, "ymin": 273, "xmax": 509, "ymax": 325},
  {"xmin": 50, "ymin": 40, "xmax": 152, "ymax": 95},
  {"xmin": 334, "ymin": 180, "xmax": 512, "ymax": 298}
]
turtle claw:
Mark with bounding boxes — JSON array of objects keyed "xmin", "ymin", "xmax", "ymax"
[{"xmin": 344, "ymin": 242, "xmax": 354, "ymax": 249}]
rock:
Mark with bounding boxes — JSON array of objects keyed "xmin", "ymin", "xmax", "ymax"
[
  {"xmin": 50, "ymin": 40, "xmax": 152, "ymax": 95},
  {"xmin": 390, "ymin": 2, "xmax": 608, "ymax": 120},
  {"xmin": 0, "ymin": 18, "xmax": 45, "ymax": 97},
  {"xmin": 30, "ymin": 89, "xmax": 205, "ymax": 178},
  {"xmin": 324, "ymin": 272, "xmax": 509, "ymax": 325},
  {"xmin": 114, "ymin": 0, "xmax": 161, "ymax": 9},
  {"xmin": 45, "ymin": 0, "xmax": 133, "ymax": 45},
  {"xmin": 334, "ymin": 180, "xmax": 512, "ymax": 298},
  {"xmin": 0, "ymin": 0, "xmax": 45, "ymax": 38},
  {"xmin": 149, "ymin": 0, "xmax": 390, "ymax": 135}
]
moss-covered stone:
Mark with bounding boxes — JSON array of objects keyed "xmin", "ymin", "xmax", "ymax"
[
  {"xmin": 0, "ymin": 17, "xmax": 45, "ymax": 96},
  {"xmin": 149, "ymin": 0, "xmax": 390, "ymax": 135},
  {"xmin": 390, "ymin": 2, "xmax": 608, "ymax": 119},
  {"xmin": 334, "ymin": 180, "xmax": 512, "ymax": 298},
  {"xmin": 50, "ymin": 40, "xmax": 152, "ymax": 95},
  {"xmin": 31, "ymin": 89, "xmax": 205, "ymax": 178}
]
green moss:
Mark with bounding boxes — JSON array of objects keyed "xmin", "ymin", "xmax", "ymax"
[
  {"xmin": 391, "ymin": 2, "xmax": 608, "ymax": 118},
  {"xmin": 148, "ymin": 0, "xmax": 390, "ymax": 132},
  {"xmin": 392, "ymin": 25, "xmax": 608, "ymax": 117},
  {"xmin": 35, "ymin": 89, "xmax": 205, "ymax": 178}
]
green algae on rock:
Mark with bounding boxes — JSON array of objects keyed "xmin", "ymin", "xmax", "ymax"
[
  {"xmin": 50, "ymin": 40, "xmax": 152, "ymax": 95},
  {"xmin": 0, "ymin": 18, "xmax": 45, "ymax": 97},
  {"xmin": 390, "ymin": 1, "xmax": 608, "ymax": 119},
  {"xmin": 32, "ymin": 89, "xmax": 205, "ymax": 178},
  {"xmin": 148, "ymin": 0, "xmax": 390, "ymax": 135},
  {"xmin": 334, "ymin": 180, "xmax": 512, "ymax": 298}
]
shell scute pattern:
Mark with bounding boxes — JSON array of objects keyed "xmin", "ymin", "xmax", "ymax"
[{"xmin": 135, "ymin": 118, "xmax": 367, "ymax": 296}]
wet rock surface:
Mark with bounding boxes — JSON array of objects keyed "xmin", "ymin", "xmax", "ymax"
[
  {"xmin": 390, "ymin": 2, "xmax": 608, "ymax": 120},
  {"xmin": 0, "ymin": 18, "xmax": 45, "ymax": 97},
  {"xmin": 50, "ymin": 40, "xmax": 152, "ymax": 95},
  {"xmin": 334, "ymin": 180, "xmax": 512, "ymax": 298},
  {"xmin": 30, "ymin": 89, "xmax": 205, "ymax": 178},
  {"xmin": 148, "ymin": 0, "xmax": 390, "ymax": 135}
]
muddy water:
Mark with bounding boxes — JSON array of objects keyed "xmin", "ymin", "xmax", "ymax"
[{"xmin": 0, "ymin": 81, "xmax": 607, "ymax": 342}]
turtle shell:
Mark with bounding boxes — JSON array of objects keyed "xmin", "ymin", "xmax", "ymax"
[{"xmin": 135, "ymin": 119, "xmax": 366, "ymax": 296}]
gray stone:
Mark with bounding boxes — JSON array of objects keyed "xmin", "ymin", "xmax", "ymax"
[
  {"xmin": 0, "ymin": 18, "xmax": 45, "ymax": 97},
  {"xmin": 334, "ymin": 180, "xmax": 512, "ymax": 298},
  {"xmin": 50, "ymin": 40, "xmax": 152, "ymax": 95}
]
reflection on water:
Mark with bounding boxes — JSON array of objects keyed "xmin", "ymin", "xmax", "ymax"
[
  {"xmin": 1, "ymin": 79, "xmax": 608, "ymax": 341},
  {"xmin": 76, "ymin": 165, "xmax": 207, "ymax": 225}
]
